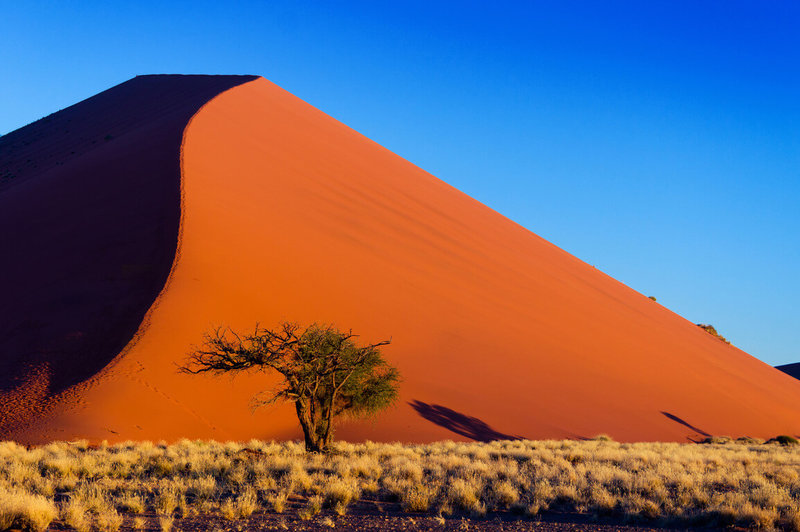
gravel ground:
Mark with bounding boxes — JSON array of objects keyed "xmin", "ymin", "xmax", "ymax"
[{"xmin": 52, "ymin": 507, "xmax": 721, "ymax": 532}]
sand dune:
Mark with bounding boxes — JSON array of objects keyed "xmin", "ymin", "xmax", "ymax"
[
  {"xmin": 2, "ymin": 75, "xmax": 800, "ymax": 444},
  {"xmin": 777, "ymin": 363, "xmax": 800, "ymax": 381}
]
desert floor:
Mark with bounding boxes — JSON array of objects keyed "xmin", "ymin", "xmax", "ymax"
[{"xmin": 3, "ymin": 438, "xmax": 799, "ymax": 531}]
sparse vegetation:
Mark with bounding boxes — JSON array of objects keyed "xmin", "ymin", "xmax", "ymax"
[
  {"xmin": 697, "ymin": 323, "xmax": 731, "ymax": 344},
  {"xmin": 769, "ymin": 435, "xmax": 800, "ymax": 446},
  {"xmin": 2, "ymin": 438, "xmax": 800, "ymax": 530},
  {"xmin": 181, "ymin": 322, "xmax": 401, "ymax": 452}
]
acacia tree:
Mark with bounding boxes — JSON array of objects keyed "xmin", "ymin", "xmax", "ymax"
[{"xmin": 180, "ymin": 322, "xmax": 401, "ymax": 452}]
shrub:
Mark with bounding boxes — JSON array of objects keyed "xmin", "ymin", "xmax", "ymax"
[
  {"xmin": 697, "ymin": 324, "xmax": 730, "ymax": 344},
  {"xmin": 768, "ymin": 435, "xmax": 799, "ymax": 446},
  {"xmin": 491, "ymin": 480, "xmax": 519, "ymax": 508},
  {"xmin": 448, "ymin": 478, "xmax": 481, "ymax": 512},
  {"xmin": 701, "ymin": 436, "xmax": 733, "ymax": 445}
]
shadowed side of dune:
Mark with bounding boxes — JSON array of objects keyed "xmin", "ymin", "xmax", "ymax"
[
  {"xmin": 777, "ymin": 363, "xmax": 800, "ymax": 381},
  {"xmin": 0, "ymin": 75, "xmax": 256, "ymax": 432}
]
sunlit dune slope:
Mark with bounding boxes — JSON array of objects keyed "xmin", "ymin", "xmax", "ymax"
[{"xmin": 3, "ymin": 76, "xmax": 800, "ymax": 443}]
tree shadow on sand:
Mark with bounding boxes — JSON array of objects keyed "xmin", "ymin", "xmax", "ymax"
[
  {"xmin": 409, "ymin": 400, "xmax": 522, "ymax": 442},
  {"xmin": 661, "ymin": 411, "xmax": 711, "ymax": 442}
]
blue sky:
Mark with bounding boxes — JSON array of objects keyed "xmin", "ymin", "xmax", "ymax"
[{"xmin": 2, "ymin": 1, "xmax": 798, "ymax": 365}]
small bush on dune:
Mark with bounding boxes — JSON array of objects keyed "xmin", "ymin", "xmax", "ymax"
[
  {"xmin": 736, "ymin": 436, "xmax": 764, "ymax": 445},
  {"xmin": 701, "ymin": 436, "xmax": 733, "ymax": 445},
  {"xmin": 768, "ymin": 435, "xmax": 799, "ymax": 446},
  {"xmin": 697, "ymin": 323, "xmax": 731, "ymax": 344}
]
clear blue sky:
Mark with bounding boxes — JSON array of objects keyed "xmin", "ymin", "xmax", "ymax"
[{"xmin": 2, "ymin": 1, "xmax": 798, "ymax": 365}]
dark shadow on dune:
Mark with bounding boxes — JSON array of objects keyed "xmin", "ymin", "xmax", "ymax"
[
  {"xmin": 409, "ymin": 400, "xmax": 522, "ymax": 442},
  {"xmin": 776, "ymin": 362, "xmax": 800, "ymax": 380},
  {"xmin": 661, "ymin": 411, "xmax": 711, "ymax": 438},
  {"xmin": 0, "ymin": 75, "xmax": 257, "ymax": 415}
]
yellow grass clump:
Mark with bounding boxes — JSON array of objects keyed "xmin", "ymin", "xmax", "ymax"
[{"xmin": 0, "ymin": 486, "xmax": 57, "ymax": 531}]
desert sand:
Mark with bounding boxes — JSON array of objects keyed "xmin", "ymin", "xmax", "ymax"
[{"xmin": 2, "ymin": 75, "xmax": 800, "ymax": 444}]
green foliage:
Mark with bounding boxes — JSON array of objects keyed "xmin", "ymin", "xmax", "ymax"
[
  {"xmin": 182, "ymin": 322, "xmax": 400, "ymax": 452},
  {"xmin": 767, "ymin": 435, "xmax": 799, "ymax": 446}
]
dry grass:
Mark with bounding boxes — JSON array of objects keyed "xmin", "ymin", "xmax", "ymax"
[
  {"xmin": 60, "ymin": 498, "xmax": 91, "ymax": 532},
  {"xmin": 0, "ymin": 486, "xmax": 57, "ymax": 531},
  {"xmin": 1, "ymin": 437, "xmax": 800, "ymax": 529},
  {"xmin": 158, "ymin": 514, "xmax": 174, "ymax": 531}
]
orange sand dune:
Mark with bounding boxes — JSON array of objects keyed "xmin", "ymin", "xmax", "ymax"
[{"xmin": 3, "ymin": 76, "xmax": 800, "ymax": 444}]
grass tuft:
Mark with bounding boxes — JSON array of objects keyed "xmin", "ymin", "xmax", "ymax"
[{"xmin": 0, "ymin": 487, "xmax": 57, "ymax": 531}]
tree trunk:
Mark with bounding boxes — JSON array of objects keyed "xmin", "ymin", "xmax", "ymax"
[
  {"xmin": 295, "ymin": 399, "xmax": 323, "ymax": 452},
  {"xmin": 321, "ymin": 390, "xmax": 337, "ymax": 450}
]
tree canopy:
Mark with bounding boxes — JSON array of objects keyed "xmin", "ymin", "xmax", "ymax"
[{"xmin": 181, "ymin": 322, "xmax": 401, "ymax": 452}]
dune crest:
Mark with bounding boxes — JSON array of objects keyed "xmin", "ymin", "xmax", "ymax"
[{"xmin": 2, "ymin": 76, "xmax": 800, "ymax": 443}]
